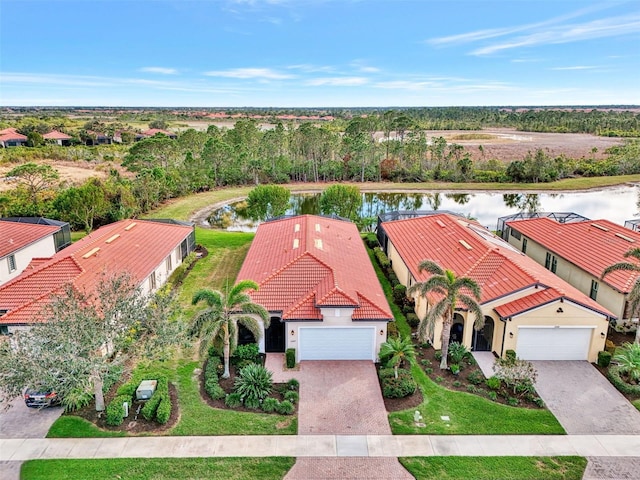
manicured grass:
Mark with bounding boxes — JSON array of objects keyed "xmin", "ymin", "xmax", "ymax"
[
  {"xmin": 178, "ymin": 227, "xmax": 254, "ymax": 317},
  {"xmin": 170, "ymin": 361, "xmax": 297, "ymax": 436},
  {"xmin": 633, "ymin": 399, "xmax": 640, "ymax": 412},
  {"xmin": 146, "ymin": 175, "xmax": 640, "ymax": 222},
  {"xmin": 69, "ymin": 231, "xmax": 87, "ymax": 242},
  {"xmin": 389, "ymin": 364, "xmax": 564, "ymax": 435},
  {"xmin": 400, "ymin": 456, "xmax": 587, "ymax": 480},
  {"xmin": 47, "ymin": 416, "xmax": 126, "ymax": 438},
  {"xmin": 21, "ymin": 457, "xmax": 295, "ymax": 480}
]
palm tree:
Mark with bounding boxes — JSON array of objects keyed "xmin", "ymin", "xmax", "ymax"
[
  {"xmin": 613, "ymin": 342, "xmax": 640, "ymax": 383},
  {"xmin": 408, "ymin": 260, "xmax": 483, "ymax": 370},
  {"xmin": 602, "ymin": 247, "xmax": 640, "ymax": 344},
  {"xmin": 190, "ymin": 280, "xmax": 269, "ymax": 378},
  {"xmin": 379, "ymin": 337, "xmax": 416, "ymax": 379}
]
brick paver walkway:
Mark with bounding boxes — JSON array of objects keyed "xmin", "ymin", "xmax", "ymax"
[{"xmin": 284, "ymin": 457, "xmax": 414, "ymax": 480}]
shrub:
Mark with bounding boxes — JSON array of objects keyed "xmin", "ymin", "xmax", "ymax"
[
  {"xmin": 378, "ymin": 367, "xmax": 397, "ymax": 379},
  {"xmin": 450, "ymin": 364, "xmax": 461, "ymax": 375},
  {"xmin": 420, "ymin": 359, "xmax": 432, "ymax": 366},
  {"xmin": 141, "ymin": 392, "xmax": 162, "ymax": 421},
  {"xmin": 262, "ymin": 397, "xmax": 279, "ymax": 413},
  {"xmin": 156, "ymin": 396, "xmax": 171, "ymax": 424},
  {"xmin": 284, "ymin": 390, "xmax": 299, "ymax": 403},
  {"xmin": 435, "ymin": 376, "xmax": 444, "ymax": 383},
  {"xmin": 448, "ymin": 342, "xmax": 469, "ymax": 365},
  {"xmin": 467, "ymin": 370, "xmax": 484, "ymax": 385},
  {"xmin": 507, "ymin": 397, "xmax": 519, "ymax": 406},
  {"xmin": 373, "ymin": 247, "xmax": 391, "ymax": 269},
  {"xmin": 493, "ymin": 358, "xmax": 538, "ymax": 394},
  {"xmin": 406, "ymin": 313, "xmax": 420, "ymax": 328},
  {"xmin": 487, "ymin": 391, "xmax": 498, "ymax": 401},
  {"xmin": 505, "ymin": 349, "xmax": 517, "ymax": 364},
  {"xmin": 607, "ymin": 366, "xmax": 640, "ymax": 395},
  {"xmin": 285, "ymin": 348, "xmax": 296, "ymax": 368},
  {"xmin": 402, "ymin": 304, "xmax": 414, "ymax": 315},
  {"xmin": 244, "ymin": 396, "xmax": 261, "ymax": 410},
  {"xmin": 61, "ymin": 388, "xmax": 94, "ymax": 413},
  {"xmin": 613, "ymin": 342, "xmax": 640, "ymax": 383},
  {"xmin": 387, "ymin": 321, "xmax": 399, "ymax": 337},
  {"xmin": 393, "ymin": 284, "xmax": 407, "ymax": 304},
  {"xmin": 533, "ymin": 397, "xmax": 545, "ymax": 408},
  {"xmin": 388, "ymin": 271, "xmax": 399, "ymax": 287},
  {"xmin": 232, "ymin": 343, "xmax": 260, "ymax": 365},
  {"xmin": 234, "ymin": 364, "xmax": 273, "ymax": 404},
  {"xmin": 434, "ymin": 350, "xmax": 443, "ymax": 362},
  {"xmin": 453, "ymin": 380, "xmax": 462, "ymax": 388},
  {"xmin": 286, "ymin": 378, "xmax": 299, "ymax": 391},
  {"xmin": 424, "ymin": 367, "xmax": 433, "ymax": 375},
  {"xmin": 105, "ymin": 395, "xmax": 131, "ymax": 426},
  {"xmin": 277, "ymin": 400, "xmax": 295, "ymax": 415},
  {"xmin": 466, "ymin": 384, "xmax": 479, "ymax": 394},
  {"xmin": 605, "ymin": 339, "xmax": 616, "ymax": 353},
  {"xmin": 167, "ymin": 251, "xmax": 197, "ymax": 286},
  {"xmin": 485, "ymin": 376, "xmax": 502, "ymax": 390},
  {"xmin": 382, "ymin": 370, "xmax": 417, "ymax": 398},
  {"xmin": 225, "ymin": 393, "xmax": 242, "ymax": 408},
  {"xmin": 208, "ymin": 384, "xmax": 226, "ymax": 400},
  {"xmin": 364, "ymin": 234, "xmax": 378, "ymax": 249}
]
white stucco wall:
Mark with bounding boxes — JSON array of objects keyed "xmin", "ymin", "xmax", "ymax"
[{"xmin": 0, "ymin": 236, "xmax": 57, "ymax": 285}]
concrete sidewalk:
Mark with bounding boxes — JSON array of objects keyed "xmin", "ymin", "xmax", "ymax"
[{"xmin": 2, "ymin": 434, "xmax": 640, "ymax": 461}]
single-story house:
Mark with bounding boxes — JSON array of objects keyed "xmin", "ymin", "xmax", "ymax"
[
  {"xmin": 0, "ymin": 219, "xmax": 195, "ymax": 335},
  {"xmin": 0, "ymin": 218, "xmax": 70, "ymax": 286},
  {"xmin": 378, "ymin": 212, "xmax": 615, "ymax": 362},
  {"xmin": 42, "ymin": 130, "xmax": 73, "ymax": 146},
  {"xmin": 136, "ymin": 128, "xmax": 177, "ymax": 140},
  {"xmin": 84, "ymin": 131, "xmax": 112, "ymax": 145},
  {"xmin": 0, "ymin": 128, "xmax": 28, "ymax": 148},
  {"xmin": 504, "ymin": 216, "xmax": 640, "ymax": 333},
  {"xmin": 236, "ymin": 214, "xmax": 393, "ymax": 362}
]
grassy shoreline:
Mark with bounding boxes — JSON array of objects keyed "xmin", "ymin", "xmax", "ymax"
[{"xmin": 146, "ymin": 175, "xmax": 640, "ymax": 221}]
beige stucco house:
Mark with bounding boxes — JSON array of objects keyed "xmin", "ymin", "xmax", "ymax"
[
  {"xmin": 504, "ymin": 217, "xmax": 640, "ymax": 333},
  {"xmin": 378, "ymin": 212, "xmax": 615, "ymax": 362},
  {"xmin": 237, "ymin": 215, "xmax": 392, "ymax": 362}
]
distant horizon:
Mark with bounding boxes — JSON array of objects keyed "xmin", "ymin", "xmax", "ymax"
[{"xmin": 2, "ymin": 1, "xmax": 638, "ymax": 107}]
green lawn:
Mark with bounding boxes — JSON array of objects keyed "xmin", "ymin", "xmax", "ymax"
[
  {"xmin": 390, "ymin": 364, "xmax": 564, "ymax": 435},
  {"xmin": 400, "ymin": 456, "xmax": 587, "ymax": 480},
  {"xmin": 633, "ymin": 399, "xmax": 640, "ymax": 412},
  {"xmin": 21, "ymin": 457, "xmax": 295, "ymax": 480},
  {"xmin": 47, "ymin": 416, "xmax": 126, "ymax": 438}
]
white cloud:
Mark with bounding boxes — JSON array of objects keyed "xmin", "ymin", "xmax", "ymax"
[
  {"xmin": 286, "ymin": 63, "xmax": 336, "ymax": 73},
  {"xmin": 203, "ymin": 68, "xmax": 294, "ymax": 79},
  {"xmin": 550, "ymin": 65, "xmax": 597, "ymax": 71},
  {"xmin": 139, "ymin": 67, "xmax": 178, "ymax": 75},
  {"xmin": 306, "ymin": 77, "xmax": 369, "ymax": 86},
  {"xmin": 350, "ymin": 60, "xmax": 380, "ymax": 73}
]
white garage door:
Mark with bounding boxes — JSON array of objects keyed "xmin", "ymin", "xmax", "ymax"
[
  {"xmin": 516, "ymin": 327, "xmax": 592, "ymax": 360},
  {"xmin": 298, "ymin": 327, "xmax": 376, "ymax": 361}
]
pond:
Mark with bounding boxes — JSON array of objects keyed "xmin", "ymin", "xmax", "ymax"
[{"xmin": 205, "ymin": 184, "xmax": 640, "ymax": 232}]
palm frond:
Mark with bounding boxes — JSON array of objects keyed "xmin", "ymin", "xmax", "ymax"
[
  {"xmin": 454, "ymin": 277, "xmax": 482, "ymax": 300},
  {"xmin": 417, "ymin": 260, "xmax": 444, "ymax": 276},
  {"xmin": 236, "ymin": 316, "xmax": 264, "ymax": 342},
  {"xmin": 241, "ymin": 303, "xmax": 270, "ymax": 323},
  {"xmin": 623, "ymin": 248, "xmax": 640, "ymax": 261},
  {"xmin": 602, "ymin": 262, "xmax": 640, "ymax": 279},
  {"xmin": 191, "ymin": 289, "xmax": 223, "ymax": 308},
  {"xmin": 458, "ymin": 294, "xmax": 485, "ymax": 330}
]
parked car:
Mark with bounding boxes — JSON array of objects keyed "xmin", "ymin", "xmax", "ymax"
[{"xmin": 24, "ymin": 388, "xmax": 60, "ymax": 408}]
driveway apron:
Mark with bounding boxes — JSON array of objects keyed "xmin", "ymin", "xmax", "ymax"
[
  {"xmin": 284, "ymin": 360, "xmax": 413, "ymax": 479},
  {"xmin": 532, "ymin": 361, "xmax": 640, "ymax": 435}
]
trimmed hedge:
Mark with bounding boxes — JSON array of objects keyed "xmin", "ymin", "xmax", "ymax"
[
  {"xmin": 285, "ymin": 348, "xmax": 296, "ymax": 368},
  {"xmin": 373, "ymin": 247, "xmax": 391, "ymax": 269},
  {"xmin": 277, "ymin": 400, "xmax": 295, "ymax": 415},
  {"xmin": 607, "ymin": 366, "xmax": 640, "ymax": 395},
  {"xmin": 283, "ymin": 390, "xmax": 299, "ymax": 404},
  {"xmin": 381, "ymin": 370, "xmax": 417, "ymax": 398},
  {"xmin": 167, "ymin": 251, "xmax": 197, "ymax": 287},
  {"xmin": 141, "ymin": 376, "xmax": 169, "ymax": 422},
  {"xmin": 156, "ymin": 395, "xmax": 171, "ymax": 424},
  {"xmin": 393, "ymin": 284, "xmax": 407, "ymax": 304},
  {"xmin": 406, "ymin": 313, "xmax": 420, "ymax": 328},
  {"xmin": 106, "ymin": 395, "xmax": 132, "ymax": 426},
  {"xmin": 597, "ymin": 350, "xmax": 612, "ymax": 368}
]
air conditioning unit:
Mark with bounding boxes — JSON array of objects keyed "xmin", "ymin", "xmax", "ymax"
[{"xmin": 136, "ymin": 380, "xmax": 158, "ymax": 400}]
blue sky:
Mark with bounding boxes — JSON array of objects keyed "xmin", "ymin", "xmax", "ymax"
[{"xmin": 1, "ymin": 0, "xmax": 638, "ymax": 107}]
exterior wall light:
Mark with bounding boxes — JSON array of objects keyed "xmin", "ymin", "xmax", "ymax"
[
  {"xmin": 290, "ymin": 329, "xmax": 295, "ymax": 336},
  {"xmin": 380, "ymin": 329, "xmax": 384, "ymax": 336},
  {"xmin": 556, "ymin": 307, "xmax": 563, "ymax": 313},
  {"xmin": 509, "ymin": 332, "xmax": 513, "ymax": 338}
]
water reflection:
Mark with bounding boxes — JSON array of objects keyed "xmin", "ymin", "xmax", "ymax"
[{"xmin": 207, "ymin": 185, "xmax": 639, "ymax": 231}]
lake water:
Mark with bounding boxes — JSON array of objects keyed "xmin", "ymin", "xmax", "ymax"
[{"xmin": 207, "ymin": 184, "xmax": 640, "ymax": 232}]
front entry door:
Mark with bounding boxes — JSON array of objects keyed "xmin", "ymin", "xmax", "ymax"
[
  {"xmin": 472, "ymin": 317, "xmax": 494, "ymax": 352},
  {"xmin": 265, "ymin": 316, "xmax": 285, "ymax": 352}
]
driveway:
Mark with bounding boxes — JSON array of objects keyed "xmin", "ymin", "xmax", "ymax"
[
  {"xmin": 532, "ymin": 361, "xmax": 640, "ymax": 434},
  {"xmin": 0, "ymin": 396, "xmax": 63, "ymax": 480}
]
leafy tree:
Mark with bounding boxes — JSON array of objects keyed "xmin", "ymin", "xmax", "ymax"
[
  {"xmin": 0, "ymin": 274, "xmax": 183, "ymax": 411},
  {"xmin": 149, "ymin": 119, "xmax": 169, "ymax": 130},
  {"xmin": 602, "ymin": 247, "xmax": 640, "ymax": 344},
  {"xmin": 123, "ymin": 135, "xmax": 179, "ymax": 171},
  {"xmin": 54, "ymin": 179, "xmax": 109, "ymax": 232},
  {"xmin": 408, "ymin": 260, "xmax": 483, "ymax": 369},
  {"xmin": 379, "ymin": 337, "xmax": 416, "ymax": 378},
  {"xmin": 26, "ymin": 131, "xmax": 45, "ymax": 147},
  {"xmin": 246, "ymin": 185, "xmax": 290, "ymax": 220},
  {"xmin": 190, "ymin": 281, "xmax": 269, "ymax": 378},
  {"xmin": 319, "ymin": 184, "xmax": 362, "ymax": 222},
  {"xmin": 6, "ymin": 163, "xmax": 59, "ymax": 204}
]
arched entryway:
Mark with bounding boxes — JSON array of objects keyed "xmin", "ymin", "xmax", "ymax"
[
  {"xmin": 265, "ymin": 316, "xmax": 285, "ymax": 352},
  {"xmin": 472, "ymin": 316, "xmax": 494, "ymax": 352},
  {"xmin": 450, "ymin": 313, "xmax": 464, "ymax": 344}
]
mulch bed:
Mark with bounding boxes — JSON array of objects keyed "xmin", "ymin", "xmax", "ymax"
[
  {"xmin": 380, "ymin": 372, "xmax": 423, "ymax": 412},
  {"xmin": 199, "ymin": 361, "xmax": 298, "ymax": 415},
  {"xmin": 69, "ymin": 381, "xmax": 180, "ymax": 434}
]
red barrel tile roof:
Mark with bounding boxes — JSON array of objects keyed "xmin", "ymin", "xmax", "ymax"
[
  {"xmin": 1, "ymin": 221, "xmax": 61, "ymax": 259},
  {"xmin": 507, "ymin": 217, "xmax": 640, "ymax": 294},
  {"xmin": 237, "ymin": 215, "xmax": 392, "ymax": 321},
  {"xmin": 381, "ymin": 214, "xmax": 614, "ymax": 320},
  {"xmin": 42, "ymin": 130, "xmax": 72, "ymax": 140}
]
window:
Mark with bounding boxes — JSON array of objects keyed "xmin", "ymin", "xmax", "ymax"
[
  {"xmin": 0, "ymin": 325, "xmax": 8, "ymax": 335},
  {"xmin": 522, "ymin": 238, "xmax": 528, "ymax": 254},
  {"xmin": 550, "ymin": 256, "xmax": 558, "ymax": 274},
  {"xmin": 149, "ymin": 272, "xmax": 157, "ymax": 291},
  {"xmin": 166, "ymin": 255, "xmax": 172, "ymax": 272},
  {"xmin": 7, "ymin": 254, "xmax": 16, "ymax": 273},
  {"xmin": 510, "ymin": 228, "xmax": 521, "ymax": 241},
  {"xmin": 545, "ymin": 252, "xmax": 551, "ymax": 269},
  {"xmin": 590, "ymin": 280, "xmax": 598, "ymax": 300}
]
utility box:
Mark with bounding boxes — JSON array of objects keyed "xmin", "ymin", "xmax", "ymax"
[{"xmin": 136, "ymin": 380, "xmax": 158, "ymax": 400}]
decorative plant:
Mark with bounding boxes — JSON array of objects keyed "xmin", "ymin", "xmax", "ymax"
[
  {"xmin": 613, "ymin": 342, "xmax": 640, "ymax": 383},
  {"xmin": 448, "ymin": 341, "xmax": 469, "ymax": 365},
  {"xmin": 379, "ymin": 337, "xmax": 416, "ymax": 379},
  {"xmin": 234, "ymin": 363, "xmax": 273, "ymax": 405}
]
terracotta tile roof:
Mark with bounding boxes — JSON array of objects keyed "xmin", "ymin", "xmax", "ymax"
[
  {"xmin": 0, "ymin": 219, "xmax": 193, "ymax": 325},
  {"xmin": 42, "ymin": 130, "xmax": 72, "ymax": 140},
  {"xmin": 0, "ymin": 221, "xmax": 60, "ymax": 258},
  {"xmin": 494, "ymin": 287, "xmax": 562, "ymax": 318},
  {"xmin": 141, "ymin": 128, "xmax": 176, "ymax": 137},
  {"xmin": 237, "ymin": 215, "xmax": 392, "ymax": 321},
  {"xmin": 381, "ymin": 213, "xmax": 614, "ymax": 319},
  {"xmin": 507, "ymin": 217, "xmax": 640, "ymax": 293},
  {"xmin": 0, "ymin": 128, "xmax": 28, "ymax": 141}
]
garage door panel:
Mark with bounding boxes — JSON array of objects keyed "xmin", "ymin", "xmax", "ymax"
[
  {"xmin": 516, "ymin": 327, "xmax": 591, "ymax": 360},
  {"xmin": 299, "ymin": 327, "xmax": 375, "ymax": 361}
]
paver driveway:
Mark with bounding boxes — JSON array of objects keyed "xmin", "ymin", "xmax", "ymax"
[
  {"xmin": 532, "ymin": 361, "xmax": 640, "ymax": 434},
  {"xmin": 282, "ymin": 360, "xmax": 413, "ymax": 479}
]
